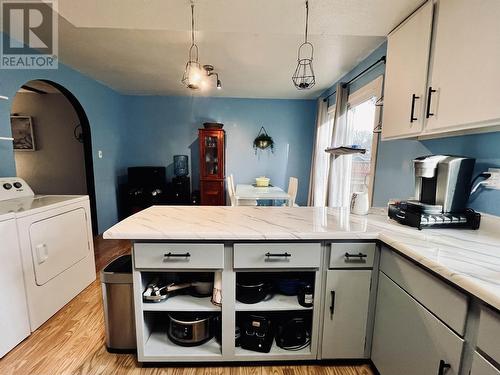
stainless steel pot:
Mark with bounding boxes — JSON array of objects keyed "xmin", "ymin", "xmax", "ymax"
[{"xmin": 167, "ymin": 313, "xmax": 213, "ymax": 346}]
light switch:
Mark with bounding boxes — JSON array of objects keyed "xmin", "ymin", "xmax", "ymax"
[{"xmin": 98, "ymin": 150, "xmax": 103, "ymax": 159}]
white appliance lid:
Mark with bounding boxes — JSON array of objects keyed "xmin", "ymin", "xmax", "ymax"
[{"xmin": 0, "ymin": 195, "xmax": 88, "ymax": 217}]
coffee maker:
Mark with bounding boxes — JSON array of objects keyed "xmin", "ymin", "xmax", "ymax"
[{"xmin": 388, "ymin": 155, "xmax": 481, "ymax": 229}]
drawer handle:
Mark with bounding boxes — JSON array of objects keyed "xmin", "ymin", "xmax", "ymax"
[
  {"xmin": 344, "ymin": 252, "xmax": 367, "ymax": 260},
  {"xmin": 265, "ymin": 252, "xmax": 291, "ymax": 258},
  {"xmin": 330, "ymin": 290, "xmax": 336, "ymax": 319},
  {"xmin": 437, "ymin": 360, "xmax": 451, "ymax": 375},
  {"xmin": 164, "ymin": 252, "xmax": 191, "ymax": 259}
]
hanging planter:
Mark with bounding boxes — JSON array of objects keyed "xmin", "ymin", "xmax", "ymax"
[{"xmin": 253, "ymin": 126, "xmax": 274, "ymax": 153}]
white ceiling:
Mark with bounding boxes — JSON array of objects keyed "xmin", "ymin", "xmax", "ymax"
[{"xmin": 56, "ymin": 0, "xmax": 423, "ymax": 99}]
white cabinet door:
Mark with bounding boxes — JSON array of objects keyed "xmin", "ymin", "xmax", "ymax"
[
  {"xmin": 0, "ymin": 219, "xmax": 30, "ymax": 358},
  {"xmin": 372, "ymin": 272, "xmax": 464, "ymax": 375},
  {"xmin": 471, "ymin": 352, "xmax": 500, "ymax": 375},
  {"xmin": 382, "ymin": 1, "xmax": 433, "ymax": 140},
  {"xmin": 425, "ymin": 0, "xmax": 500, "ymax": 133},
  {"xmin": 321, "ymin": 270, "xmax": 371, "ymax": 359}
]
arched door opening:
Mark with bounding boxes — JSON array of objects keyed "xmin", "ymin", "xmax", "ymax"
[{"xmin": 11, "ymin": 79, "xmax": 98, "ymax": 234}]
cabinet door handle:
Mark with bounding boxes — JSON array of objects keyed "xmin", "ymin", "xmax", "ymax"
[
  {"xmin": 164, "ymin": 252, "xmax": 191, "ymax": 258},
  {"xmin": 437, "ymin": 360, "xmax": 451, "ymax": 375},
  {"xmin": 426, "ymin": 86, "xmax": 437, "ymax": 118},
  {"xmin": 330, "ymin": 290, "xmax": 336, "ymax": 319},
  {"xmin": 344, "ymin": 252, "xmax": 367, "ymax": 260},
  {"xmin": 410, "ymin": 94, "xmax": 420, "ymax": 123},
  {"xmin": 265, "ymin": 252, "xmax": 291, "ymax": 258}
]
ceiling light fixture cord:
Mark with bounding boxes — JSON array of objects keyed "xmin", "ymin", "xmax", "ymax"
[{"xmin": 304, "ymin": 0, "xmax": 309, "ymax": 44}]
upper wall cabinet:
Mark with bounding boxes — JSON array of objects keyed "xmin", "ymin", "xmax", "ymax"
[
  {"xmin": 425, "ymin": 0, "xmax": 500, "ymax": 134},
  {"xmin": 382, "ymin": 0, "xmax": 500, "ymax": 140},
  {"xmin": 382, "ymin": 1, "xmax": 433, "ymax": 139}
]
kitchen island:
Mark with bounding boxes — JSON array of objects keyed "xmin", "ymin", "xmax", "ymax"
[{"xmin": 104, "ymin": 206, "xmax": 500, "ymax": 374}]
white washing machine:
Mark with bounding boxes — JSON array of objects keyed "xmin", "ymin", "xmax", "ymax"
[
  {"xmin": 0, "ymin": 210, "xmax": 30, "ymax": 358},
  {"xmin": 0, "ymin": 177, "xmax": 96, "ymax": 332}
]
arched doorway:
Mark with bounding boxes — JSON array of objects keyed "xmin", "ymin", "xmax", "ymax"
[{"xmin": 11, "ymin": 79, "xmax": 98, "ymax": 234}]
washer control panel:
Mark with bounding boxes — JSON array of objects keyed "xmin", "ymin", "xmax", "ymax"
[{"xmin": 0, "ymin": 177, "xmax": 34, "ymax": 201}]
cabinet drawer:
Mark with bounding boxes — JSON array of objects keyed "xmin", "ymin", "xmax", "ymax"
[
  {"xmin": 233, "ymin": 243, "xmax": 321, "ymax": 269},
  {"xmin": 471, "ymin": 352, "xmax": 500, "ymax": 375},
  {"xmin": 477, "ymin": 306, "xmax": 500, "ymax": 363},
  {"xmin": 134, "ymin": 243, "xmax": 224, "ymax": 269},
  {"xmin": 330, "ymin": 243, "xmax": 376, "ymax": 269},
  {"xmin": 380, "ymin": 247, "xmax": 468, "ymax": 335}
]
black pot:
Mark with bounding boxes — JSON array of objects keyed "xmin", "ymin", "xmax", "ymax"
[
  {"xmin": 236, "ymin": 281, "xmax": 272, "ymax": 304},
  {"xmin": 167, "ymin": 312, "xmax": 214, "ymax": 346}
]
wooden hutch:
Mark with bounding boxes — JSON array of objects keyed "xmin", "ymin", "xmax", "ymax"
[{"xmin": 198, "ymin": 127, "xmax": 225, "ymax": 205}]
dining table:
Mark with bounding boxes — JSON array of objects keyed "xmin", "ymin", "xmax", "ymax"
[{"xmin": 235, "ymin": 184, "xmax": 291, "ymax": 206}]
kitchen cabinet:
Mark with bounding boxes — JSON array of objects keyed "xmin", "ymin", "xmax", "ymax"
[
  {"xmin": 425, "ymin": 0, "xmax": 500, "ymax": 134},
  {"xmin": 0, "ymin": 218, "xmax": 30, "ymax": 358},
  {"xmin": 372, "ymin": 272, "xmax": 463, "ymax": 375},
  {"xmin": 382, "ymin": 0, "xmax": 433, "ymax": 139},
  {"xmin": 382, "ymin": 0, "xmax": 500, "ymax": 139},
  {"xmin": 233, "ymin": 242, "xmax": 321, "ymax": 361},
  {"xmin": 321, "ymin": 270, "xmax": 371, "ymax": 359},
  {"xmin": 471, "ymin": 352, "xmax": 500, "ymax": 375},
  {"xmin": 199, "ymin": 128, "xmax": 225, "ymax": 206},
  {"xmin": 477, "ymin": 306, "xmax": 500, "ymax": 365}
]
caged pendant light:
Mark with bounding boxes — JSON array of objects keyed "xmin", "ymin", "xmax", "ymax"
[
  {"xmin": 182, "ymin": 2, "xmax": 203, "ymax": 90},
  {"xmin": 292, "ymin": 0, "xmax": 316, "ymax": 90}
]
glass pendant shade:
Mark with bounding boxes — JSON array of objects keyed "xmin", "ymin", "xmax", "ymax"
[
  {"xmin": 292, "ymin": 42, "xmax": 315, "ymax": 90},
  {"xmin": 182, "ymin": 45, "xmax": 202, "ymax": 90}
]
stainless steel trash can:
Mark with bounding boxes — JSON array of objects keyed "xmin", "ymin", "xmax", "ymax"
[{"xmin": 101, "ymin": 255, "xmax": 136, "ymax": 352}]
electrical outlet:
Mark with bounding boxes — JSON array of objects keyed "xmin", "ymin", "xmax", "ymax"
[{"xmin": 484, "ymin": 168, "xmax": 500, "ymax": 190}]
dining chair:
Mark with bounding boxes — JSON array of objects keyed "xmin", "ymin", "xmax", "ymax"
[
  {"xmin": 287, "ymin": 177, "xmax": 299, "ymax": 207},
  {"xmin": 229, "ymin": 174, "xmax": 257, "ymax": 206}
]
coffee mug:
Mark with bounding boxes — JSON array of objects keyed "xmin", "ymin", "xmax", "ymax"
[{"xmin": 351, "ymin": 192, "xmax": 369, "ymax": 215}]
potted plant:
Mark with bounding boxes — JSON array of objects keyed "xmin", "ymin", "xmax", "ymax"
[{"xmin": 253, "ymin": 126, "xmax": 274, "ymax": 154}]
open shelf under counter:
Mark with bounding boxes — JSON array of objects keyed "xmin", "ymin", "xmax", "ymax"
[
  {"xmin": 234, "ymin": 341, "xmax": 312, "ymax": 360},
  {"xmin": 142, "ymin": 295, "xmax": 220, "ymax": 312},
  {"xmin": 144, "ymin": 332, "xmax": 222, "ymax": 359},
  {"xmin": 235, "ymin": 294, "xmax": 313, "ymax": 312}
]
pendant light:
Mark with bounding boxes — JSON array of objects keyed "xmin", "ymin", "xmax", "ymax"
[
  {"xmin": 181, "ymin": 2, "xmax": 203, "ymax": 90},
  {"xmin": 292, "ymin": 0, "xmax": 316, "ymax": 90}
]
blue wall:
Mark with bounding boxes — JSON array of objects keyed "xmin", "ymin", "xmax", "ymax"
[
  {"xmin": 0, "ymin": 34, "xmax": 128, "ymax": 233},
  {"xmin": 320, "ymin": 42, "xmax": 500, "ymax": 216},
  {"xmin": 122, "ymin": 96, "xmax": 317, "ymax": 206}
]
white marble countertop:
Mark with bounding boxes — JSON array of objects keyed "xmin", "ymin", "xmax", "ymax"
[{"xmin": 104, "ymin": 206, "xmax": 500, "ymax": 311}]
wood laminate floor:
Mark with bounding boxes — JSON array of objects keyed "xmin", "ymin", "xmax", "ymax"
[{"xmin": 0, "ymin": 237, "xmax": 374, "ymax": 375}]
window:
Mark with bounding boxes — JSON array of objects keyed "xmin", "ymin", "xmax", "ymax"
[
  {"xmin": 344, "ymin": 76, "xmax": 382, "ymax": 205},
  {"xmin": 346, "ymin": 97, "xmax": 377, "ymax": 195}
]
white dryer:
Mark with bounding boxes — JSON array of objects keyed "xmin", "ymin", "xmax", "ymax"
[{"xmin": 0, "ymin": 178, "xmax": 96, "ymax": 332}]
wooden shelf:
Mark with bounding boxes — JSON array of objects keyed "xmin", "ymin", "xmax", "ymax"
[
  {"xmin": 235, "ymin": 294, "xmax": 312, "ymax": 312},
  {"xmin": 142, "ymin": 295, "xmax": 220, "ymax": 312},
  {"xmin": 144, "ymin": 333, "xmax": 221, "ymax": 358},
  {"xmin": 325, "ymin": 146, "xmax": 366, "ymax": 158}
]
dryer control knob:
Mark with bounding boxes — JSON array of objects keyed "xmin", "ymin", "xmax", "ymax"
[
  {"xmin": 13, "ymin": 182, "xmax": 22, "ymax": 189},
  {"xmin": 3, "ymin": 183, "xmax": 12, "ymax": 190}
]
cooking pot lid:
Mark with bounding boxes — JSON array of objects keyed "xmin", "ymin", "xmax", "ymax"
[{"xmin": 169, "ymin": 312, "xmax": 212, "ymax": 323}]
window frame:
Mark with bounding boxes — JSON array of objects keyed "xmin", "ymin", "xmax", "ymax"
[{"xmin": 345, "ymin": 75, "xmax": 383, "ymax": 206}]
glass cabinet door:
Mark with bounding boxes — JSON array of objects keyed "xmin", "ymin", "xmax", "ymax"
[{"xmin": 204, "ymin": 135, "xmax": 219, "ymax": 177}]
